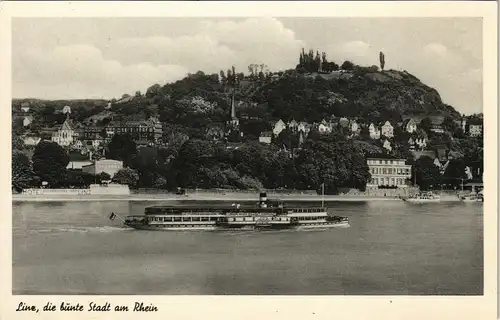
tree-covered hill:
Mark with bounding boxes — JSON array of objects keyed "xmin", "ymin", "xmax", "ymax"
[{"xmin": 251, "ymin": 67, "xmax": 460, "ymax": 124}]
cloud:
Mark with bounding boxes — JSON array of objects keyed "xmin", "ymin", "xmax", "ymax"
[
  {"xmin": 14, "ymin": 43, "xmax": 189, "ymax": 99},
  {"xmin": 326, "ymin": 40, "xmax": 377, "ymax": 66},
  {"xmin": 14, "ymin": 17, "xmax": 304, "ymax": 99},
  {"xmin": 104, "ymin": 17, "xmax": 305, "ymax": 74},
  {"xmin": 341, "ymin": 41, "xmax": 372, "ymax": 57},
  {"xmin": 423, "ymin": 43, "xmax": 449, "ymax": 58},
  {"xmin": 465, "ymin": 68, "xmax": 482, "ymax": 83}
]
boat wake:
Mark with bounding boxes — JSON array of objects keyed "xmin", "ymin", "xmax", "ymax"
[{"xmin": 29, "ymin": 226, "xmax": 132, "ymax": 234}]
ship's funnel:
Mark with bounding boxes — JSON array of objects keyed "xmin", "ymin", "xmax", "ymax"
[{"xmin": 259, "ymin": 192, "xmax": 267, "ymax": 208}]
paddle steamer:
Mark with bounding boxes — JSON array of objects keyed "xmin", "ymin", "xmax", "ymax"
[
  {"xmin": 402, "ymin": 191, "xmax": 441, "ymax": 203},
  {"xmin": 115, "ymin": 193, "xmax": 349, "ymax": 231}
]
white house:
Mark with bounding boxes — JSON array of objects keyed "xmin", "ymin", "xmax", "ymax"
[
  {"xmin": 23, "ymin": 116, "xmax": 33, "ymax": 127},
  {"xmin": 366, "ymin": 157, "xmax": 412, "ymax": 188},
  {"xmin": 72, "ymin": 140, "xmax": 84, "ymax": 150},
  {"xmin": 23, "ymin": 136, "xmax": 41, "ymax": 147},
  {"xmin": 51, "ymin": 118, "xmax": 76, "ymax": 147},
  {"xmin": 62, "ymin": 105, "xmax": 71, "ymax": 115},
  {"xmin": 272, "ymin": 119, "xmax": 286, "ymax": 136},
  {"xmin": 297, "ymin": 122, "xmax": 311, "ymax": 135},
  {"xmin": 430, "ymin": 125, "xmax": 444, "ymax": 134},
  {"xmin": 82, "ymin": 159, "xmax": 124, "ymax": 178},
  {"xmin": 381, "ymin": 121, "xmax": 394, "ymax": 138},
  {"xmin": 259, "ymin": 131, "xmax": 272, "ymax": 144},
  {"xmin": 383, "ymin": 139, "xmax": 392, "ymax": 152},
  {"xmin": 403, "ymin": 118, "xmax": 417, "ymax": 133},
  {"xmin": 469, "ymin": 124, "xmax": 483, "ymax": 137},
  {"xmin": 415, "ymin": 137, "xmax": 427, "ymax": 150},
  {"xmin": 318, "ymin": 120, "xmax": 333, "ymax": 134},
  {"xmin": 350, "ymin": 120, "xmax": 360, "ymax": 135},
  {"xmin": 338, "ymin": 117, "xmax": 349, "ymax": 128},
  {"xmin": 461, "ymin": 118, "xmax": 467, "ymax": 131},
  {"xmin": 408, "ymin": 137, "xmax": 415, "ymax": 150},
  {"xmin": 287, "ymin": 119, "xmax": 298, "ymax": 131},
  {"xmin": 369, "ymin": 123, "xmax": 380, "ymax": 139}
]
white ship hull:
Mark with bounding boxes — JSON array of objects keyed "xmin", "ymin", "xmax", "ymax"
[
  {"xmin": 460, "ymin": 198, "xmax": 483, "ymax": 203},
  {"xmin": 129, "ymin": 224, "xmax": 219, "ymax": 231},
  {"xmin": 294, "ymin": 221, "xmax": 350, "ymax": 229},
  {"xmin": 125, "ymin": 221, "xmax": 349, "ymax": 231},
  {"xmin": 404, "ymin": 198, "xmax": 441, "ymax": 203}
]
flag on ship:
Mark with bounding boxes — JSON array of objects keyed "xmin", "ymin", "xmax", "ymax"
[{"xmin": 109, "ymin": 212, "xmax": 116, "ymax": 220}]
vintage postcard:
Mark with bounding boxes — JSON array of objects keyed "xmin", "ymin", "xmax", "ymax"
[{"xmin": 1, "ymin": 1, "xmax": 497, "ymax": 319}]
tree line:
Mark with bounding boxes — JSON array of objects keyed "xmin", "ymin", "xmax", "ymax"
[{"xmin": 12, "ymin": 132, "xmax": 373, "ymax": 194}]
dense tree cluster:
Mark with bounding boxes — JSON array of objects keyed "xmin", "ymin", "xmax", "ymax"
[{"xmin": 296, "ymin": 49, "xmax": 340, "ymax": 73}]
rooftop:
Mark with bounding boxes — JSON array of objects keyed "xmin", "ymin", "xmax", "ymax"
[{"xmin": 367, "ymin": 153, "xmax": 404, "ymax": 160}]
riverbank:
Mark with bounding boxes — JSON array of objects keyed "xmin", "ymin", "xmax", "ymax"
[{"xmin": 11, "ymin": 192, "xmax": 465, "ymax": 202}]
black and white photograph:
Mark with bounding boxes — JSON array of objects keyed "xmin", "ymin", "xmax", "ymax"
[{"xmin": 3, "ymin": 1, "xmax": 498, "ymax": 319}]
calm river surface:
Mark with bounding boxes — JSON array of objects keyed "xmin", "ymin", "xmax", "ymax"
[{"xmin": 12, "ymin": 200, "xmax": 483, "ymax": 295}]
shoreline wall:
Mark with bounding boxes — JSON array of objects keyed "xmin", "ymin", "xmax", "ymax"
[{"xmin": 21, "ymin": 184, "xmax": 130, "ymax": 196}]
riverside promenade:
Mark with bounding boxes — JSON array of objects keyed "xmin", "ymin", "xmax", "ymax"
[{"xmin": 11, "ymin": 191, "xmax": 464, "ymax": 202}]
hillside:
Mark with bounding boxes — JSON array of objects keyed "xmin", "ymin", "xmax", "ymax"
[
  {"xmin": 250, "ymin": 68, "xmax": 460, "ymax": 123},
  {"xmin": 13, "ymin": 63, "xmax": 461, "ymax": 134}
]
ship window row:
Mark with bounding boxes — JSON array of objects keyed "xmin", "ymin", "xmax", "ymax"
[
  {"xmin": 294, "ymin": 208, "xmax": 323, "ymax": 213},
  {"xmin": 146, "ymin": 208, "xmax": 222, "ymax": 214},
  {"xmin": 150, "ymin": 217, "xmax": 219, "ymax": 222},
  {"xmin": 296, "ymin": 216, "xmax": 325, "ymax": 221},
  {"xmin": 152, "ymin": 224, "xmax": 204, "ymax": 228},
  {"xmin": 226, "ymin": 217, "xmax": 288, "ymax": 222}
]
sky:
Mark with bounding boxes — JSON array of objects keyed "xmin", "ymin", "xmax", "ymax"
[{"xmin": 12, "ymin": 17, "xmax": 482, "ymax": 114}]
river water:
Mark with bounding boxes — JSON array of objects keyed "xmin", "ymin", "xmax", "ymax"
[{"xmin": 12, "ymin": 200, "xmax": 483, "ymax": 295}]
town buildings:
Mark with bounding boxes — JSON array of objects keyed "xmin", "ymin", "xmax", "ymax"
[
  {"xmin": 381, "ymin": 121, "xmax": 394, "ymax": 138},
  {"xmin": 297, "ymin": 122, "xmax": 311, "ymax": 135},
  {"xmin": 66, "ymin": 151, "xmax": 93, "ymax": 170},
  {"xmin": 23, "ymin": 136, "xmax": 41, "ymax": 147},
  {"xmin": 350, "ymin": 120, "xmax": 360, "ymax": 135},
  {"xmin": 382, "ymin": 139, "xmax": 392, "ymax": 152},
  {"xmin": 105, "ymin": 117, "xmax": 163, "ymax": 144},
  {"xmin": 402, "ymin": 118, "xmax": 417, "ymax": 133},
  {"xmin": 273, "ymin": 119, "xmax": 286, "ymax": 136},
  {"xmin": 23, "ymin": 116, "xmax": 33, "ymax": 127},
  {"xmin": 369, "ymin": 123, "xmax": 381, "ymax": 139},
  {"xmin": 366, "ymin": 157, "xmax": 412, "ymax": 188},
  {"xmin": 82, "ymin": 159, "xmax": 124, "ymax": 178},
  {"xmin": 430, "ymin": 124, "xmax": 445, "ymax": 133},
  {"xmin": 51, "ymin": 117, "xmax": 77, "ymax": 147},
  {"xmin": 206, "ymin": 123, "xmax": 226, "ymax": 141},
  {"xmin": 469, "ymin": 124, "xmax": 483, "ymax": 137},
  {"xmin": 318, "ymin": 120, "xmax": 333, "ymax": 134},
  {"xmin": 259, "ymin": 131, "xmax": 272, "ymax": 144},
  {"xmin": 287, "ymin": 120, "xmax": 298, "ymax": 132}
]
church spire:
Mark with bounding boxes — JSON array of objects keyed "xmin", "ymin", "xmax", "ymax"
[{"xmin": 230, "ymin": 86, "xmax": 236, "ymax": 119}]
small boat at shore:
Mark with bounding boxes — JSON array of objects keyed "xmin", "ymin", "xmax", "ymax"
[
  {"xmin": 402, "ymin": 192, "xmax": 441, "ymax": 203},
  {"xmin": 458, "ymin": 193, "xmax": 484, "ymax": 203},
  {"xmin": 110, "ymin": 192, "xmax": 349, "ymax": 231}
]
